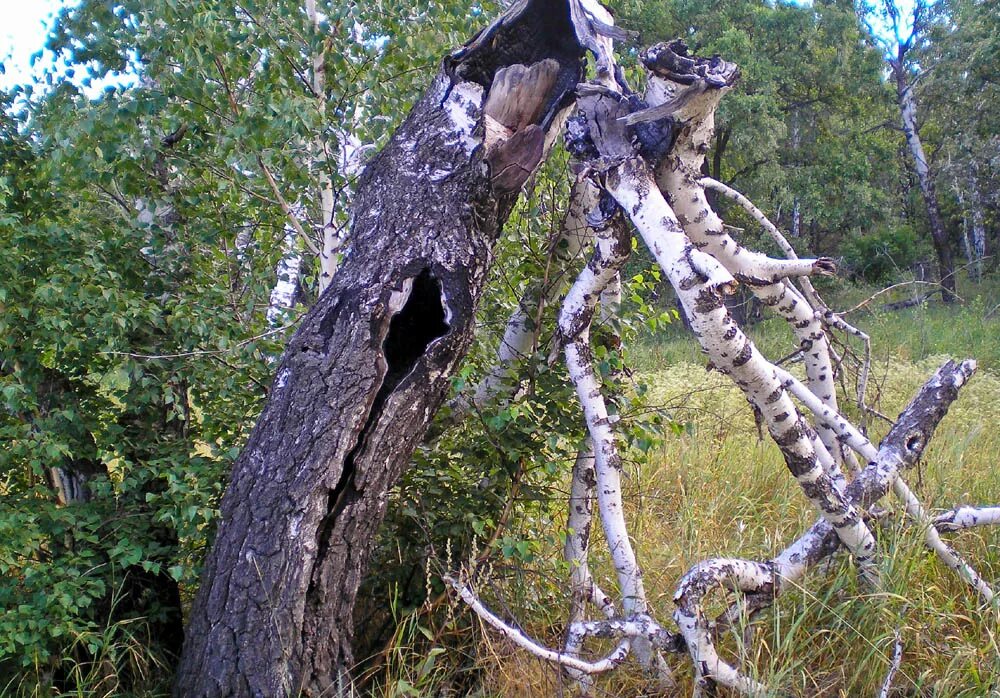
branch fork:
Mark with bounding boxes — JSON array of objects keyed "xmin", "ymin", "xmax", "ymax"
[{"xmin": 446, "ymin": 21, "xmax": 1000, "ymax": 698}]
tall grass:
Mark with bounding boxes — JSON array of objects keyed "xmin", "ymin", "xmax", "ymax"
[
  {"xmin": 460, "ymin": 358, "xmax": 1000, "ymax": 696},
  {"xmin": 453, "ymin": 278, "xmax": 1000, "ymax": 697}
]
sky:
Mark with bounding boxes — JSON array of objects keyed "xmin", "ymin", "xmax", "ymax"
[{"xmin": 0, "ymin": 0, "xmax": 74, "ymax": 91}]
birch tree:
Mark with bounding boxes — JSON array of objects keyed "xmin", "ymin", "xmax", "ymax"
[
  {"xmin": 435, "ymin": 21, "xmax": 1000, "ymax": 698},
  {"xmin": 860, "ymin": 0, "xmax": 959, "ymax": 302},
  {"xmin": 920, "ymin": 0, "xmax": 1000, "ymax": 281}
]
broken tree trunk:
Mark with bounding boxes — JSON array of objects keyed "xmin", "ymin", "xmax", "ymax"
[{"xmin": 174, "ymin": 1, "xmax": 596, "ymax": 694}]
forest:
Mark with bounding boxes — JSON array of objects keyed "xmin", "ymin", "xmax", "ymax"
[{"xmin": 1, "ymin": 0, "xmax": 998, "ymax": 695}]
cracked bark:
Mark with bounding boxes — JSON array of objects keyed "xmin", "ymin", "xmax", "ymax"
[{"xmin": 175, "ymin": 1, "xmax": 587, "ymax": 694}]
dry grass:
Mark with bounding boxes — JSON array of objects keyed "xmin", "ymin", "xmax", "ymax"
[{"xmin": 463, "ymin": 357, "xmax": 1000, "ymax": 697}]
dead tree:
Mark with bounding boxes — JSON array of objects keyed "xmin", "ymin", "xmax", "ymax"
[
  {"xmin": 448, "ymin": 31, "xmax": 1000, "ymax": 697},
  {"xmin": 174, "ymin": 0, "xmax": 612, "ymax": 694}
]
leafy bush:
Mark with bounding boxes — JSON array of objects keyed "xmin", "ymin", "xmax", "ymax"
[{"xmin": 840, "ymin": 224, "xmax": 930, "ymax": 283}]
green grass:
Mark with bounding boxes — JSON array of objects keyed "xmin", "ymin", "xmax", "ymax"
[
  {"xmin": 466, "ymin": 358, "xmax": 1000, "ymax": 697},
  {"xmin": 632, "ymin": 274, "xmax": 1000, "ymax": 373}
]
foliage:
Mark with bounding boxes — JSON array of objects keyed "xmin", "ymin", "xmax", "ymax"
[
  {"xmin": 613, "ymin": 0, "xmax": 902, "ymax": 255},
  {"xmin": 840, "ymin": 222, "xmax": 928, "ymax": 282},
  {"xmin": 1, "ymin": 0, "xmax": 998, "ymax": 694}
]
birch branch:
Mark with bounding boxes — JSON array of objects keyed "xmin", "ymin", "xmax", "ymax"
[
  {"xmin": 571, "ymin": 87, "xmax": 879, "ymax": 580},
  {"xmin": 932, "ymin": 506, "xmax": 1000, "ymax": 532},
  {"xmin": 642, "ymin": 46, "xmax": 846, "ymax": 467},
  {"xmin": 447, "ymin": 177, "xmax": 599, "ymax": 423},
  {"xmin": 698, "ymin": 175, "xmax": 875, "ymax": 417},
  {"xmin": 256, "ymin": 154, "xmax": 321, "ymax": 257},
  {"xmin": 445, "ymin": 575, "xmax": 632, "ymax": 674}
]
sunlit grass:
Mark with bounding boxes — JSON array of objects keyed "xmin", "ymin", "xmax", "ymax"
[
  {"xmin": 631, "ymin": 273, "xmax": 1000, "ymax": 373},
  {"xmin": 464, "ymin": 286, "xmax": 1000, "ymax": 696}
]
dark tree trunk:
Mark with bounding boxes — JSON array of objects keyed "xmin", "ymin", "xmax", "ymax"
[{"xmin": 175, "ymin": 1, "xmax": 586, "ymax": 695}]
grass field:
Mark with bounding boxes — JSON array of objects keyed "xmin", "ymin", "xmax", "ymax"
[{"xmin": 439, "ymin": 281, "xmax": 1000, "ymax": 697}]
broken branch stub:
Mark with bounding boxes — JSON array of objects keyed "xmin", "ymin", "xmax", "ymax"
[
  {"xmin": 431, "ymin": 24, "xmax": 1000, "ymax": 698},
  {"xmin": 175, "ymin": 1, "xmax": 599, "ymax": 694}
]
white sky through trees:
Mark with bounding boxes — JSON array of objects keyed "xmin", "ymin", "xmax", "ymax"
[
  {"xmin": 0, "ymin": 0, "xmax": 916, "ymax": 94},
  {"xmin": 0, "ymin": 0, "xmax": 72, "ymax": 90}
]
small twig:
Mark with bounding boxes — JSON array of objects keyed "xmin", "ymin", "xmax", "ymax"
[
  {"xmin": 839, "ymin": 281, "xmax": 942, "ymax": 316},
  {"xmin": 99, "ymin": 323, "xmax": 297, "ymax": 360},
  {"xmin": 256, "ymin": 155, "xmax": 322, "ymax": 257},
  {"xmin": 878, "ymin": 631, "xmax": 904, "ymax": 698}
]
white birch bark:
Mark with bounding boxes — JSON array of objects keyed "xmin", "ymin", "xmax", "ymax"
[
  {"xmin": 306, "ymin": 0, "xmax": 341, "ymax": 294},
  {"xmin": 267, "ymin": 225, "xmax": 303, "ymax": 326},
  {"xmin": 700, "ymin": 176, "xmax": 874, "ymax": 420},
  {"xmin": 558, "ymin": 209, "xmax": 648, "ymax": 618},
  {"xmin": 892, "ymin": 60, "xmax": 957, "ymax": 302},
  {"xmin": 565, "ymin": 269, "xmax": 623, "ymax": 627},
  {"xmin": 597, "ymin": 149, "xmax": 876, "ymax": 575},
  {"xmin": 672, "ymin": 359, "xmax": 986, "ymax": 694},
  {"xmin": 645, "ymin": 65, "xmax": 844, "ymax": 465},
  {"xmin": 967, "ymin": 170, "xmax": 987, "ymax": 282},
  {"xmin": 772, "ymin": 363, "xmax": 995, "ymax": 601},
  {"xmin": 573, "ymin": 77, "xmax": 877, "ymax": 576},
  {"xmin": 561, "ymin": 272, "xmax": 628, "ymax": 694},
  {"xmin": 445, "ymin": 576, "xmax": 632, "ymax": 675},
  {"xmin": 933, "ymin": 506, "xmax": 1000, "ymax": 532}
]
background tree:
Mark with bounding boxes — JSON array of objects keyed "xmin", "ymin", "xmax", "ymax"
[
  {"xmin": 859, "ymin": 0, "xmax": 959, "ymax": 302},
  {"xmin": 918, "ymin": 0, "xmax": 1000, "ymax": 280}
]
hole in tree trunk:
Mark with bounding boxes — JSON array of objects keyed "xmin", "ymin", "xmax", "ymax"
[{"xmin": 381, "ymin": 269, "xmax": 450, "ymax": 393}]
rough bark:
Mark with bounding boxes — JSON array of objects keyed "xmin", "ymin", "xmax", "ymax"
[{"xmin": 175, "ymin": 2, "xmax": 588, "ymax": 694}]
